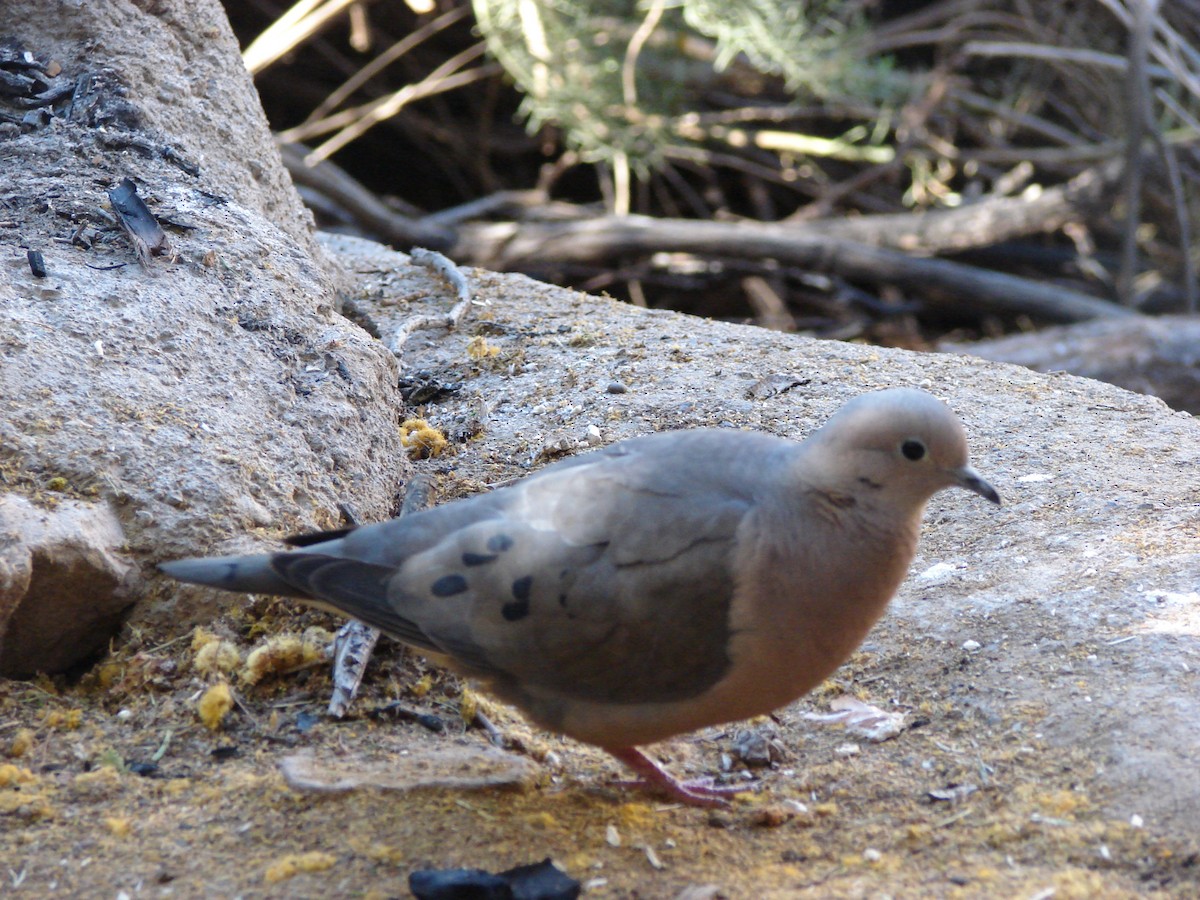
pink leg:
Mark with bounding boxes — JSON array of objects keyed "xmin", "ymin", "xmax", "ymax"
[{"xmin": 604, "ymin": 747, "xmax": 753, "ymax": 808}]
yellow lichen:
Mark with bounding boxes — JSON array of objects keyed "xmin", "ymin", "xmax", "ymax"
[
  {"xmin": 7, "ymin": 728, "xmax": 34, "ymax": 759},
  {"xmin": 466, "ymin": 336, "xmax": 500, "ymax": 359},
  {"xmin": 0, "ymin": 789, "xmax": 53, "ymax": 820},
  {"xmin": 197, "ymin": 683, "xmax": 234, "ymax": 731},
  {"xmin": 400, "ymin": 418, "xmax": 448, "ymax": 460},
  {"xmin": 458, "ymin": 686, "xmax": 498, "ymax": 726},
  {"xmin": 105, "ymin": 817, "xmax": 131, "ymax": 837},
  {"xmin": 902, "ymin": 823, "xmax": 932, "ymax": 848},
  {"xmin": 240, "ymin": 634, "xmax": 325, "ymax": 685},
  {"xmin": 43, "ymin": 708, "xmax": 83, "ymax": 730},
  {"xmin": 93, "ymin": 661, "xmax": 123, "ymax": 689},
  {"xmin": 302, "ymin": 626, "xmax": 334, "ymax": 648},
  {"xmin": 165, "ymin": 778, "xmax": 193, "ymax": 796},
  {"xmin": 194, "ymin": 639, "xmax": 242, "ymax": 678},
  {"xmin": 1050, "ymin": 870, "xmax": 1113, "ymax": 899},
  {"xmin": 191, "ymin": 627, "xmax": 219, "ymax": 653},
  {"xmin": 71, "ymin": 766, "xmax": 122, "ymax": 800},
  {"xmin": 1038, "ymin": 788, "xmax": 1086, "ymax": 818},
  {"xmin": 616, "ymin": 802, "xmax": 656, "ymax": 830},
  {"xmin": 458, "ymin": 686, "xmax": 479, "ymax": 724},
  {"xmin": 0, "ymin": 764, "xmax": 37, "ymax": 787},
  {"xmin": 523, "ymin": 811, "xmax": 559, "ymax": 830},
  {"xmin": 358, "ymin": 841, "xmax": 405, "ymax": 865},
  {"xmin": 264, "ymin": 851, "xmax": 336, "ymax": 883},
  {"xmin": 411, "ymin": 673, "xmax": 433, "ymax": 698}
]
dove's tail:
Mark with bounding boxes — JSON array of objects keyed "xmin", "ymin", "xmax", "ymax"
[
  {"xmin": 158, "ymin": 554, "xmax": 313, "ymax": 599},
  {"xmin": 162, "ymin": 553, "xmax": 440, "ymax": 653}
]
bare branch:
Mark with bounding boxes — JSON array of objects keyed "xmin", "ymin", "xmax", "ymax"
[
  {"xmin": 454, "ymin": 213, "xmax": 1136, "ymax": 323},
  {"xmin": 279, "ymin": 143, "xmax": 454, "ymax": 249},
  {"xmin": 391, "ymin": 249, "xmax": 478, "ymax": 355}
]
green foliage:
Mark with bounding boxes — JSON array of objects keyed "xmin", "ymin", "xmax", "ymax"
[
  {"xmin": 472, "ymin": 0, "xmax": 904, "ymax": 172},
  {"xmin": 684, "ymin": 0, "xmax": 881, "ymax": 94}
]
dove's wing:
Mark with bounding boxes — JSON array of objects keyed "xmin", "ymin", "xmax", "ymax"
[{"xmin": 271, "ymin": 430, "xmax": 792, "ymax": 707}]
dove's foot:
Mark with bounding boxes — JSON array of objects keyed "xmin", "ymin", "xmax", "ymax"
[{"xmin": 605, "ymin": 747, "xmax": 754, "ymax": 808}]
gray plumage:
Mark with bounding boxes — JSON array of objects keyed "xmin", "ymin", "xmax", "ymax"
[{"xmin": 161, "ymin": 387, "xmax": 999, "ymax": 805}]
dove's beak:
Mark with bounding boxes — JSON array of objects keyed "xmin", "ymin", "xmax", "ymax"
[{"xmin": 953, "ymin": 466, "xmax": 1001, "ymax": 505}]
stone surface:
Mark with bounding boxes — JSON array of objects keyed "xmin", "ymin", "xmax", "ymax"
[
  {"xmin": 946, "ymin": 314, "xmax": 1200, "ymax": 413},
  {"xmin": 0, "ymin": 494, "xmax": 133, "ymax": 677},
  {"xmin": 325, "ymin": 233, "xmax": 1200, "ymax": 835},
  {"xmin": 0, "ymin": 2, "xmax": 408, "ymax": 669}
]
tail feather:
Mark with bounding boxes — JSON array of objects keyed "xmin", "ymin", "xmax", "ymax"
[
  {"xmin": 161, "ymin": 553, "xmax": 443, "ymax": 654},
  {"xmin": 158, "ymin": 554, "xmax": 313, "ymax": 599}
]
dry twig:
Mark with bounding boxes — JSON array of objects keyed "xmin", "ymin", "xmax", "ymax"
[{"xmin": 391, "ymin": 248, "xmax": 478, "ymax": 354}]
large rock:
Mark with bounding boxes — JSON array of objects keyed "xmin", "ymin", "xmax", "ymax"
[
  {"xmin": 0, "ymin": 496, "xmax": 133, "ymax": 677},
  {"xmin": 0, "ymin": 1, "xmax": 407, "ymax": 672},
  {"xmin": 324, "ymin": 233, "xmax": 1200, "ymax": 836}
]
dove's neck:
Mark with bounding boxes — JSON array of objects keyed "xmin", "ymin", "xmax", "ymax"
[
  {"xmin": 724, "ymin": 461, "xmax": 925, "ymax": 709},
  {"xmin": 777, "ymin": 495, "xmax": 918, "ymax": 628}
]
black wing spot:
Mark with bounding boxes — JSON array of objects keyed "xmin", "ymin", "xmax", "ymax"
[
  {"xmin": 486, "ymin": 533, "xmax": 514, "ymax": 553},
  {"xmin": 511, "ymin": 575, "xmax": 533, "ymax": 602},
  {"xmin": 462, "ymin": 552, "xmax": 497, "ymax": 567},
  {"xmin": 501, "ymin": 575, "xmax": 534, "ymax": 621},
  {"xmin": 430, "ymin": 573, "xmax": 469, "ymax": 597},
  {"xmin": 501, "ymin": 598, "xmax": 530, "ymax": 621}
]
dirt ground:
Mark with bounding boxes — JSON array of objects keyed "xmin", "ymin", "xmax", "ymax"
[
  {"xmin": 1, "ymin": 643, "xmax": 1191, "ymax": 899},
  {"xmin": 3, "ymin": 236, "xmax": 1200, "ymax": 898}
]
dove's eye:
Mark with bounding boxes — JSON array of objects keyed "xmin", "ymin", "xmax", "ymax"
[{"xmin": 900, "ymin": 439, "xmax": 926, "ymax": 461}]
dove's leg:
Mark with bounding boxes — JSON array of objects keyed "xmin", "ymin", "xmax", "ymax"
[{"xmin": 606, "ymin": 747, "xmax": 749, "ymax": 808}]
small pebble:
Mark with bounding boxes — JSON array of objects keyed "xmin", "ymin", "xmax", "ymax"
[
  {"xmin": 706, "ymin": 811, "xmax": 732, "ymax": 829},
  {"xmin": 641, "ymin": 845, "xmax": 663, "ymax": 870},
  {"xmin": 605, "ymin": 381, "xmax": 628, "ymax": 394},
  {"xmin": 731, "ymin": 729, "xmax": 781, "ymax": 767},
  {"xmin": 749, "ymin": 805, "xmax": 793, "ymax": 828}
]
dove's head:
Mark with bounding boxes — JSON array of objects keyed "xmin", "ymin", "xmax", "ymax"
[{"xmin": 808, "ymin": 388, "xmax": 1000, "ymax": 508}]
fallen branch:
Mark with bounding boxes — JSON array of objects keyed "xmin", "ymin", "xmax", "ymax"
[
  {"xmin": 279, "ymin": 142, "xmax": 454, "ymax": 250},
  {"xmin": 804, "ymin": 158, "xmax": 1125, "ymax": 253},
  {"xmin": 283, "ymin": 144, "xmax": 1141, "ymax": 323},
  {"xmin": 948, "ymin": 313, "xmax": 1200, "ymax": 414},
  {"xmin": 454, "ymin": 214, "xmax": 1137, "ymax": 323}
]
